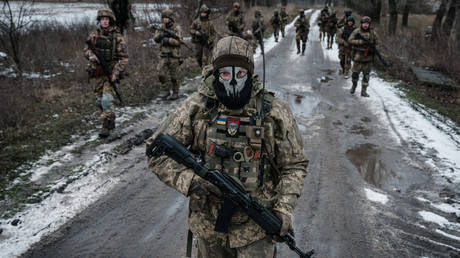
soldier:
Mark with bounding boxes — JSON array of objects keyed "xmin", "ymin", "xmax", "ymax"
[
  {"xmin": 243, "ymin": 29, "xmax": 258, "ymax": 51},
  {"xmin": 252, "ymin": 10, "xmax": 265, "ymax": 48},
  {"xmin": 84, "ymin": 8, "xmax": 128, "ymax": 138},
  {"xmin": 294, "ymin": 9, "xmax": 310, "ymax": 56},
  {"xmin": 190, "ymin": 4, "xmax": 217, "ymax": 68},
  {"xmin": 325, "ymin": 11, "xmax": 338, "ymax": 49},
  {"xmin": 270, "ymin": 10, "xmax": 282, "ymax": 42},
  {"xmin": 146, "ymin": 36, "xmax": 308, "ymax": 258},
  {"xmin": 348, "ymin": 16, "xmax": 378, "ymax": 97},
  {"xmin": 336, "ymin": 16, "xmax": 356, "ymax": 78},
  {"xmin": 154, "ymin": 9, "xmax": 183, "ymax": 100},
  {"xmin": 226, "ymin": 2, "xmax": 245, "ymax": 37},
  {"xmin": 319, "ymin": 6, "xmax": 329, "ymax": 41},
  {"xmin": 280, "ymin": 7, "xmax": 288, "ymax": 38},
  {"xmin": 337, "ymin": 9, "xmax": 352, "ymax": 29}
]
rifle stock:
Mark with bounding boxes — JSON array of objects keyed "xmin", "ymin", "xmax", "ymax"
[
  {"xmin": 86, "ymin": 39, "xmax": 123, "ymax": 104},
  {"xmin": 147, "ymin": 133, "xmax": 314, "ymax": 258}
]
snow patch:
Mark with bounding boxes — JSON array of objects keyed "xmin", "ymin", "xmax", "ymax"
[
  {"xmin": 436, "ymin": 229, "xmax": 460, "ymax": 241},
  {"xmin": 419, "ymin": 211, "xmax": 450, "ymax": 227},
  {"xmin": 364, "ymin": 188, "xmax": 389, "ymax": 204},
  {"xmin": 0, "ymin": 52, "xmax": 7, "ymax": 58}
]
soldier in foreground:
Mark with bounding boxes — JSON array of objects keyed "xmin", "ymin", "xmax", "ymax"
[
  {"xmin": 270, "ymin": 10, "xmax": 282, "ymax": 42},
  {"xmin": 190, "ymin": 4, "xmax": 216, "ymax": 68},
  {"xmin": 348, "ymin": 16, "xmax": 378, "ymax": 97},
  {"xmin": 146, "ymin": 36, "xmax": 308, "ymax": 257},
  {"xmin": 295, "ymin": 9, "xmax": 310, "ymax": 56},
  {"xmin": 325, "ymin": 11, "xmax": 338, "ymax": 49},
  {"xmin": 252, "ymin": 10, "xmax": 265, "ymax": 47},
  {"xmin": 154, "ymin": 9, "xmax": 183, "ymax": 100},
  {"xmin": 337, "ymin": 9, "xmax": 352, "ymax": 29},
  {"xmin": 280, "ymin": 7, "xmax": 288, "ymax": 38},
  {"xmin": 84, "ymin": 8, "xmax": 128, "ymax": 138},
  {"xmin": 336, "ymin": 16, "xmax": 356, "ymax": 78},
  {"xmin": 226, "ymin": 2, "xmax": 245, "ymax": 37}
]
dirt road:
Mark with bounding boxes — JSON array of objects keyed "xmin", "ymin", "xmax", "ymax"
[{"xmin": 22, "ymin": 10, "xmax": 460, "ymax": 258}]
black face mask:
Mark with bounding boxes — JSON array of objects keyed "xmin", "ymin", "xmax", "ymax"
[{"xmin": 213, "ymin": 70, "xmax": 253, "ymax": 110}]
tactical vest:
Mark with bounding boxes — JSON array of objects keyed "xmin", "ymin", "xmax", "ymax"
[
  {"xmin": 354, "ymin": 28, "xmax": 376, "ymax": 52},
  {"xmin": 342, "ymin": 25, "xmax": 355, "ymax": 41},
  {"xmin": 200, "ymin": 91, "xmax": 276, "ymax": 194},
  {"xmin": 94, "ymin": 32, "xmax": 117, "ymax": 67}
]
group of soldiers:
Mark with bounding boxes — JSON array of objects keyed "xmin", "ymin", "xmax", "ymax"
[
  {"xmin": 82, "ymin": 3, "xmax": 381, "ymax": 258},
  {"xmin": 319, "ymin": 6, "xmax": 378, "ymax": 97}
]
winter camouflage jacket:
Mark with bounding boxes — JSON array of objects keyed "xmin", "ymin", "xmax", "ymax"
[
  {"xmin": 226, "ymin": 10, "xmax": 245, "ymax": 36},
  {"xmin": 154, "ymin": 22, "xmax": 182, "ymax": 58},
  {"xmin": 84, "ymin": 26, "xmax": 128, "ymax": 80},
  {"xmin": 348, "ymin": 27, "xmax": 378, "ymax": 63},
  {"xmin": 190, "ymin": 17, "xmax": 216, "ymax": 47},
  {"xmin": 295, "ymin": 15, "xmax": 310, "ymax": 36},
  {"xmin": 146, "ymin": 67, "xmax": 308, "ymax": 248}
]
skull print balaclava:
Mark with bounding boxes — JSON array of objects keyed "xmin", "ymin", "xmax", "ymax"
[{"xmin": 214, "ymin": 66, "xmax": 253, "ymax": 110}]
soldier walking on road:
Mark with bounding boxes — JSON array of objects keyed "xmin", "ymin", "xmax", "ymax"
[
  {"xmin": 154, "ymin": 9, "xmax": 183, "ymax": 100},
  {"xmin": 226, "ymin": 2, "xmax": 245, "ymax": 37},
  {"xmin": 84, "ymin": 8, "xmax": 128, "ymax": 138},
  {"xmin": 337, "ymin": 9, "xmax": 352, "ymax": 29},
  {"xmin": 280, "ymin": 7, "xmax": 288, "ymax": 38},
  {"xmin": 336, "ymin": 16, "xmax": 356, "ymax": 78},
  {"xmin": 325, "ymin": 11, "xmax": 338, "ymax": 49},
  {"xmin": 348, "ymin": 16, "xmax": 378, "ymax": 97},
  {"xmin": 270, "ymin": 10, "xmax": 282, "ymax": 42},
  {"xmin": 146, "ymin": 35, "xmax": 308, "ymax": 258},
  {"xmin": 318, "ymin": 6, "xmax": 329, "ymax": 41},
  {"xmin": 252, "ymin": 10, "xmax": 265, "ymax": 48},
  {"xmin": 190, "ymin": 4, "xmax": 216, "ymax": 68},
  {"xmin": 295, "ymin": 9, "xmax": 310, "ymax": 56}
]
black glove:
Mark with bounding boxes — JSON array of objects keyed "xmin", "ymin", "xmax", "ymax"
[{"xmin": 162, "ymin": 37, "xmax": 170, "ymax": 46}]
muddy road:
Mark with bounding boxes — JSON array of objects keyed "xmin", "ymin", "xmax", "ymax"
[{"xmin": 22, "ymin": 10, "xmax": 460, "ymax": 258}]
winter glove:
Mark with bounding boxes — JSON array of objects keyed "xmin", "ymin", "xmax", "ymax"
[
  {"xmin": 273, "ymin": 211, "xmax": 293, "ymax": 242},
  {"xmin": 188, "ymin": 176, "xmax": 221, "ymax": 197}
]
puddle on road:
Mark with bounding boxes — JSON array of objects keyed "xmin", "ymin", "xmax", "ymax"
[
  {"xmin": 295, "ymin": 95, "xmax": 304, "ymax": 103},
  {"xmin": 346, "ymin": 144, "xmax": 396, "ymax": 189}
]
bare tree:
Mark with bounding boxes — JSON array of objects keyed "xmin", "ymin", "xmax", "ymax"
[
  {"xmin": 0, "ymin": 0, "xmax": 35, "ymax": 76},
  {"xmin": 433, "ymin": 0, "xmax": 448, "ymax": 39},
  {"xmin": 456, "ymin": 0, "xmax": 460, "ymax": 51},
  {"xmin": 402, "ymin": 0, "xmax": 411, "ymax": 27},
  {"xmin": 388, "ymin": 0, "xmax": 397, "ymax": 34},
  {"xmin": 442, "ymin": 2, "xmax": 456, "ymax": 38}
]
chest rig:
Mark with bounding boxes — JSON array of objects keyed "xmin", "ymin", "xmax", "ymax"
[
  {"xmin": 201, "ymin": 91, "xmax": 275, "ymax": 194},
  {"xmin": 94, "ymin": 31, "xmax": 118, "ymax": 68}
]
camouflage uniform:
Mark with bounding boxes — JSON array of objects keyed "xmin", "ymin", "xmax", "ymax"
[
  {"xmin": 325, "ymin": 13, "xmax": 338, "ymax": 49},
  {"xmin": 280, "ymin": 8, "xmax": 288, "ymax": 38},
  {"xmin": 84, "ymin": 8, "xmax": 128, "ymax": 138},
  {"xmin": 348, "ymin": 16, "xmax": 378, "ymax": 97},
  {"xmin": 190, "ymin": 5, "xmax": 217, "ymax": 68},
  {"xmin": 294, "ymin": 9, "xmax": 310, "ymax": 55},
  {"xmin": 318, "ymin": 7, "xmax": 329, "ymax": 41},
  {"xmin": 242, "ymin": 30, "xmax": 258, "ymax": 52},
  {"xmin": 336, "ymin": 16, "xmax": 356, "ymax": 78},
  {"xmin": 154, "ymin": 9, "xmax": 183, "ymax": 100},
  {"xmin": 251, "ymin": 11, "xmax": 266, "ymax": 49},
  {"xmin": 226, "ymin": 2, "xmax": 245, "ymax": 37},
  {"xmin": 270, "ymin": 11, "xmax": 282, "ymax": 42},
  {"xmin": 146, "ymin": 36, "xmax": 308, "ymax": 257},
  {"xmin": 337, "ymin": 9, "xmax": 352, "ymax": 29}
]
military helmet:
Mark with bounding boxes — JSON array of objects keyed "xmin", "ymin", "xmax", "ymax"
[
  {"xmin": 347, "ymin": 16, "xmax": 355, "ymax": 23},
  {"xmin": 212, "ymin": 36, "xmax": 254, "ymax": 75},
  {"xmin": 233, "ymin": 2, "xmax": 240, "ymax": 8},
  {"xmin": 274, "ymin": 10, "xmax": 279, "ymax": 15},
  {"xmin": 97, "ymin": 8, "xmax": 116, "ymax": 22},
  {"xmin": 361, "ymin": 16, "xmax": 371, "ymax": 24},
  {"xmin": 345, "ymin": 9, "xmax": 352, "ymax": 15},
  {"xmin": 299, "ymin": 8, "xmax": 305, "ymax": 14},
  {"xmin": 199, "ymin": 4, "xmax": 210, "ymax": 13},
  {"xmin": 161, "ymin": 8, "xmax": 175, "ymax": 21}
]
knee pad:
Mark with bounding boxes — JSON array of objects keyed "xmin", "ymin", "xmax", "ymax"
[
  {"xmin": 352, "ymin": 72, "xmax": 359, "ymax": 81},
  {"xmin": 101, "ymin": 93, "xmax": 114, "ymax": 112}
]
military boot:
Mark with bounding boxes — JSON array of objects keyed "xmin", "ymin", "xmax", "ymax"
[
  {"xmin": 167, "ymin": 91, "xmax": 179, "ymax": 100},
  {"xmin": 361, "ymin": 85, "xmax": 370, "ymax": 97},
  {"xmin": 301, "ymin": 45, "xmax": 306, "ymax": 56},
  {"xmin": 99, "ymin": 118, "xmax": 110, "ymax": 138},
  {"xmin": 296, "ymin": 45, "xmax": 300, "ymax": 54},
  {"xmin": 158, "ymin": 90, "xmax": 171, "ymax": 99},
  {"xmin": 108, "ymin": 117, "xmax": 115, "ymax": 130},
  {"xmin": 350, "ymin": 82, "xmax": 357, "ymax": 94}
]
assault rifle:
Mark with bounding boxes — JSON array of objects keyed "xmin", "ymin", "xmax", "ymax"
[
  {"xmin": 162, "ymin": 29, "xmax": 192, "ymax": 50},
  {"xmin": 147, "ymin": 133, "xmax": 315, "ymax": 258},
  {"xmin": 86, "ymin": 39, "xmax": 123, "ymax": 105},
  {"xmin": 355, "ymin": 33, "xmax": 391, "ymax": 68},
  {"xmin": 229, "ymin": 20, "xmax": 242, "ymax": 35}
]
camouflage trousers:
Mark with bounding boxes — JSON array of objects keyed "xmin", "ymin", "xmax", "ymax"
[
  {"xmin": 296, "ymin": 33, "xmax": 308, "ymax": 52},
  {"xmin": 326, "ymin": 30, "xmax": 336, "ymax": 48},
  {"xmin": 197, "ymin": 236, "xmax": 276, "ymax": 258},
  {"xmin": 319, "ymin": 25, "xmax": 327, "ymax": 40},
  {"xmin": 352, "ymin": 61, "xmax": 372, "ymax": 87},
  {"xmin": 157, "ymin": 57, "xmax": 181, "ymax": 94},
  {"xmin": 273, "ymin": 26, "xmax": 280, "ymax": 41},
  {"xmin": 194, "ymin": 44, "xmax": 213, "ymax": 68},
  {"xmin": 280, "ymin": 23, "xmax": 286, "ymax": 37},
  {"xmin": 339, "ymin": 47, "xmax": 352, "ymax": 73},
  {"xmin": 93, "ymin": 77, "xmax": 116, "ymax": 121}
]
